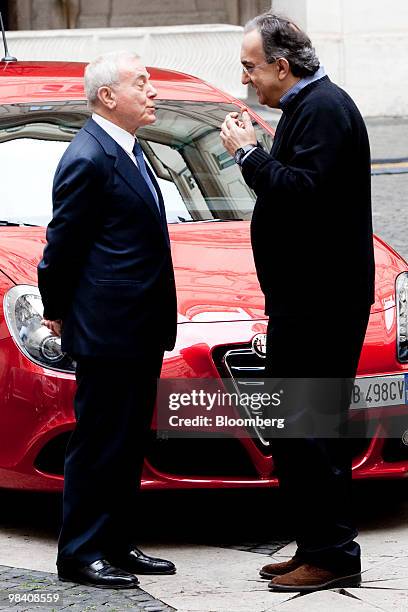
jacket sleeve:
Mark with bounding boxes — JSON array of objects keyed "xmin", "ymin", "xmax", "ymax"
[
  {"xmin": 37, "ymin": 155, "xmax": 101, "ymax": 320},
  {"xmin": 241, "ymin": 102, "xmax": 351, "ymax": 200}
]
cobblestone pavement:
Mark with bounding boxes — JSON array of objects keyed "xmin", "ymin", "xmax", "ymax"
[
  {"xmin": 1, "ymin": 483, "xmax": 407, "ymax": 611},
  {"xmin": 0, "ymin": 488, "xmax": 294, "ymax": 611},
  {"xmin": 367, "ymin": 116, "xmax": 408, "ymax": 263},
  {"xmin": 0, "ymin": 565, "xmax": 175, "ymax": 611},
  {"xmin": 220, "ymin": 538, "xmax": 292, "ymax": 556},
  {"xmin": 372, "ymin": 173, "xmax": 408, "ymax": 262}
]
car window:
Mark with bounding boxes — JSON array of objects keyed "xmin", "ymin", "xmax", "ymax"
[{"xmin": 0, "ymin": 100, "xmax": 272, "ymax": 226}]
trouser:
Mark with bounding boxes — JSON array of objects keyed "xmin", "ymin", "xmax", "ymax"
[
  {"xmin": 264, "ymin": 308, "xmax": 371, "ymax": 572},
  {"xmin": 57, "ymin": 351, "xmax": 163, "ymax": 564}
]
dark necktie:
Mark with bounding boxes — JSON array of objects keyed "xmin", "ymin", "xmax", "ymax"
[{"xmin": 132, "ymin": 140, "xmax": 160, "ymax": 211}]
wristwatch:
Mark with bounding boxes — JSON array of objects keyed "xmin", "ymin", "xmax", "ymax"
[
  {"xmin": 234, "ymin": 142, "xmax": 263, "ymax": 166},
  {"xmin": 234, "ymin": 143, "xmax": 256, "ymax": 166}
]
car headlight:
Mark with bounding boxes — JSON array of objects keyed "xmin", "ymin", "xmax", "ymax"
[
  {"xmin": 3, "ymin": 285, "xmax": 75, "ymax": 372},
  {"xmin": 396, "ymin": 272, "xmax": 408, "ymax": 363}
]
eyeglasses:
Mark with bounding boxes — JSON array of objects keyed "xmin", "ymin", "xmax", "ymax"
[{"xmin": 241, "ymin": 59, "xmax": 277, "ymax": 76}]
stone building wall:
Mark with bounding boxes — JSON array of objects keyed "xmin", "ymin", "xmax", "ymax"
[{"xmin": 7, "ymin": 0, "xmax": 271, "ymax": 30}]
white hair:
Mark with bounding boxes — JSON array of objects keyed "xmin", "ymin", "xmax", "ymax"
[{"xmin": 84, "ymin": 50, "xmax": 141, "ymax": 109}]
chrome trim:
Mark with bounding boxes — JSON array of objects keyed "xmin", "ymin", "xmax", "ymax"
[
  {"xmin": 231, "ymin": 366, "xmax": 265, "ymax": 371},
  {"xmin": 222, "ymin": 346, "xmax": 270, "ymax": 447},
  {"xmin": 396, "ymin": 272, "xmax": 408, "ymax": 363}
]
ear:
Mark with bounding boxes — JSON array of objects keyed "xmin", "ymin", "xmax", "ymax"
[
  {"xmin": 97, "ymin": 85, "xmax": 116, "ymax": 110},
  {"xmin": 276, "ymin": 58, "xmax": 291, "ymax": 81}
]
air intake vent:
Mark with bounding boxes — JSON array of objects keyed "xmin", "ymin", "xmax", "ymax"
[{"xmin": 34, "ymin": 431, "xmax": 72, "ymax": 475}]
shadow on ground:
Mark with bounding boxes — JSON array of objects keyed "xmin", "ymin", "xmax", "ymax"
[{"xmin": 0, "ymin": 480, "xmax": 406, "ymax": 551}]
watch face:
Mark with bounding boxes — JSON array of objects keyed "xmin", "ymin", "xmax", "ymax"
[{"xmin": 234, "ymin": 148, "xmax": 244, "ymax": 164}]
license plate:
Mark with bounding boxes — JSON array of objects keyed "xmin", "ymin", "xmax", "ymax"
[{"xmin": 351, "ymin": 375, "xmax": 408, "ymax": 409}]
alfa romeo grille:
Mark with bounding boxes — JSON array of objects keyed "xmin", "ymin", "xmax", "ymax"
[{"xmin": 216, "ymin": 344, "xmax": 271, "ymax": 448}]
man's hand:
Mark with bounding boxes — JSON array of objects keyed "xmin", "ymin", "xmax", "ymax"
[
  {"xmin": 42, "ymin": 319, "xmax": 63, "ymax": 337},
  {"xmin": 220, "ymin": 109, "xmax": 257, "ymax": 156}
]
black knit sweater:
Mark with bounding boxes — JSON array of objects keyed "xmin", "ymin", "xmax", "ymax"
[{"xmin": 242, "ymin": 76, "xmax": 375, "ymax": 316}]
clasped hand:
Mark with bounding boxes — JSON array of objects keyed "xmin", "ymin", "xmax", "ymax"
[
  {"xmin": 220, "ymin": 109, "xmax": 257, "ymax": 156},
  {"xmin": 42, "ymin": 319, "xmax": 62, "ymax": 337}
]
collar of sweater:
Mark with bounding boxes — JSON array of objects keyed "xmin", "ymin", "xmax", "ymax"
[{"xmin": 282, "ymin": 75, "xmax": 330, "ymax": 117}]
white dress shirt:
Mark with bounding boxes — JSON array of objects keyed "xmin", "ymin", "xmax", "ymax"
[
  {"xmin": 92, "ymin": 112, "xmax": 160, "ymax": 209},
  {"xmin": 92, "ymin": 112, "xmax": 139, "ymax": 167}
]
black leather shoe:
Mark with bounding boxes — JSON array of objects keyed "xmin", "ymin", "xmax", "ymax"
[
  {"xmin": 58, "ymin": 558, "xmax": 140, "ymax": 589},
  {"xmin": 110, "ymin": 547, "xmax": 176, "ymax": 575}
]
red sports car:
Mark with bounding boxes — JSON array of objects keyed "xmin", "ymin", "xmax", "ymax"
[{"xmin": 0, "ymin": 61, "xmax": 407, "ymax": 492}]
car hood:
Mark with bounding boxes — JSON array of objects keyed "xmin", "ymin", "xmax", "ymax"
[{"xmin": 0, "ymin": 224, "xmax": 405, "ymax": 322}]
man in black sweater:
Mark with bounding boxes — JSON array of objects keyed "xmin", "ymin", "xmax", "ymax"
[{"xmin": 221, "ymin": 14, "xmax": 374, "ymax": 592}]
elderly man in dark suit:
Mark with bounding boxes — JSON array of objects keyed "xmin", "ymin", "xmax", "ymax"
[
  {"xmin": 38, "ymin": 51, "xmax": 177, "ymax": 589},
  {"xmin": 221, "ymin": 13, "xmax": 374, "ymax": 593}
]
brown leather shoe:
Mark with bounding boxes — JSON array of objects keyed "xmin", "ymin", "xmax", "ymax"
[
  {"xmin": 259, "ymin": 556, "xmax": 303, "ymax": 579},
  {"xmin": 268, "ymin": 563, "xmax": 361, "ymax": 592}
]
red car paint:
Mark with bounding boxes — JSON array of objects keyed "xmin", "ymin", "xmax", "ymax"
[{"xmin": 0, "ymin": 62, "xmax": 407, "ymax": 491}]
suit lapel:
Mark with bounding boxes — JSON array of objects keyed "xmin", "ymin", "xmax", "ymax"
[
  {"xmin": 114, "ymin": 145, "xmax": 163, "ymax": 226},
  {"xmin": 84, "ymin": 118, "xmax": 164, "ymax": 230}
]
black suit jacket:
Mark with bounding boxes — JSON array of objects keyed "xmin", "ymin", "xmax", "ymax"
[
  {"xmin": 38, "ymin": 118, "xmax": 177, "ymax": 357},
  {"xmin": 242, "ymin": 76, "xmax": 375, "ymax": 316}
]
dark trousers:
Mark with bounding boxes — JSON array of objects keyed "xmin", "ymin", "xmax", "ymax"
[
  {"xmin": 57, "ymin": 351, "xmax": 163, "ymax": 564},
  {"xmin": 265, "ymin": 308, "xmax": 370, "ymax": 573}
]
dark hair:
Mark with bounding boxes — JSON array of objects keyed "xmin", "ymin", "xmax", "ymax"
[{"xmin": 244, "ymin": 13, "xmax": 320, "ymax": 77}]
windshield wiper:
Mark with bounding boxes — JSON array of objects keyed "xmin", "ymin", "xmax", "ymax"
[
  {"xmin": 174, "ymin": 217, "xmax": 243, "ymax": 223},
  {"xmin": 0, "ymin": 220, "xmax": 38, "ymax": 227}
]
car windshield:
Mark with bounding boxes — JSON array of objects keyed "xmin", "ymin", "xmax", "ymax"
[{"xmin": 0, "ymin": 100, "xmax": 272, "ymax": 226}]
